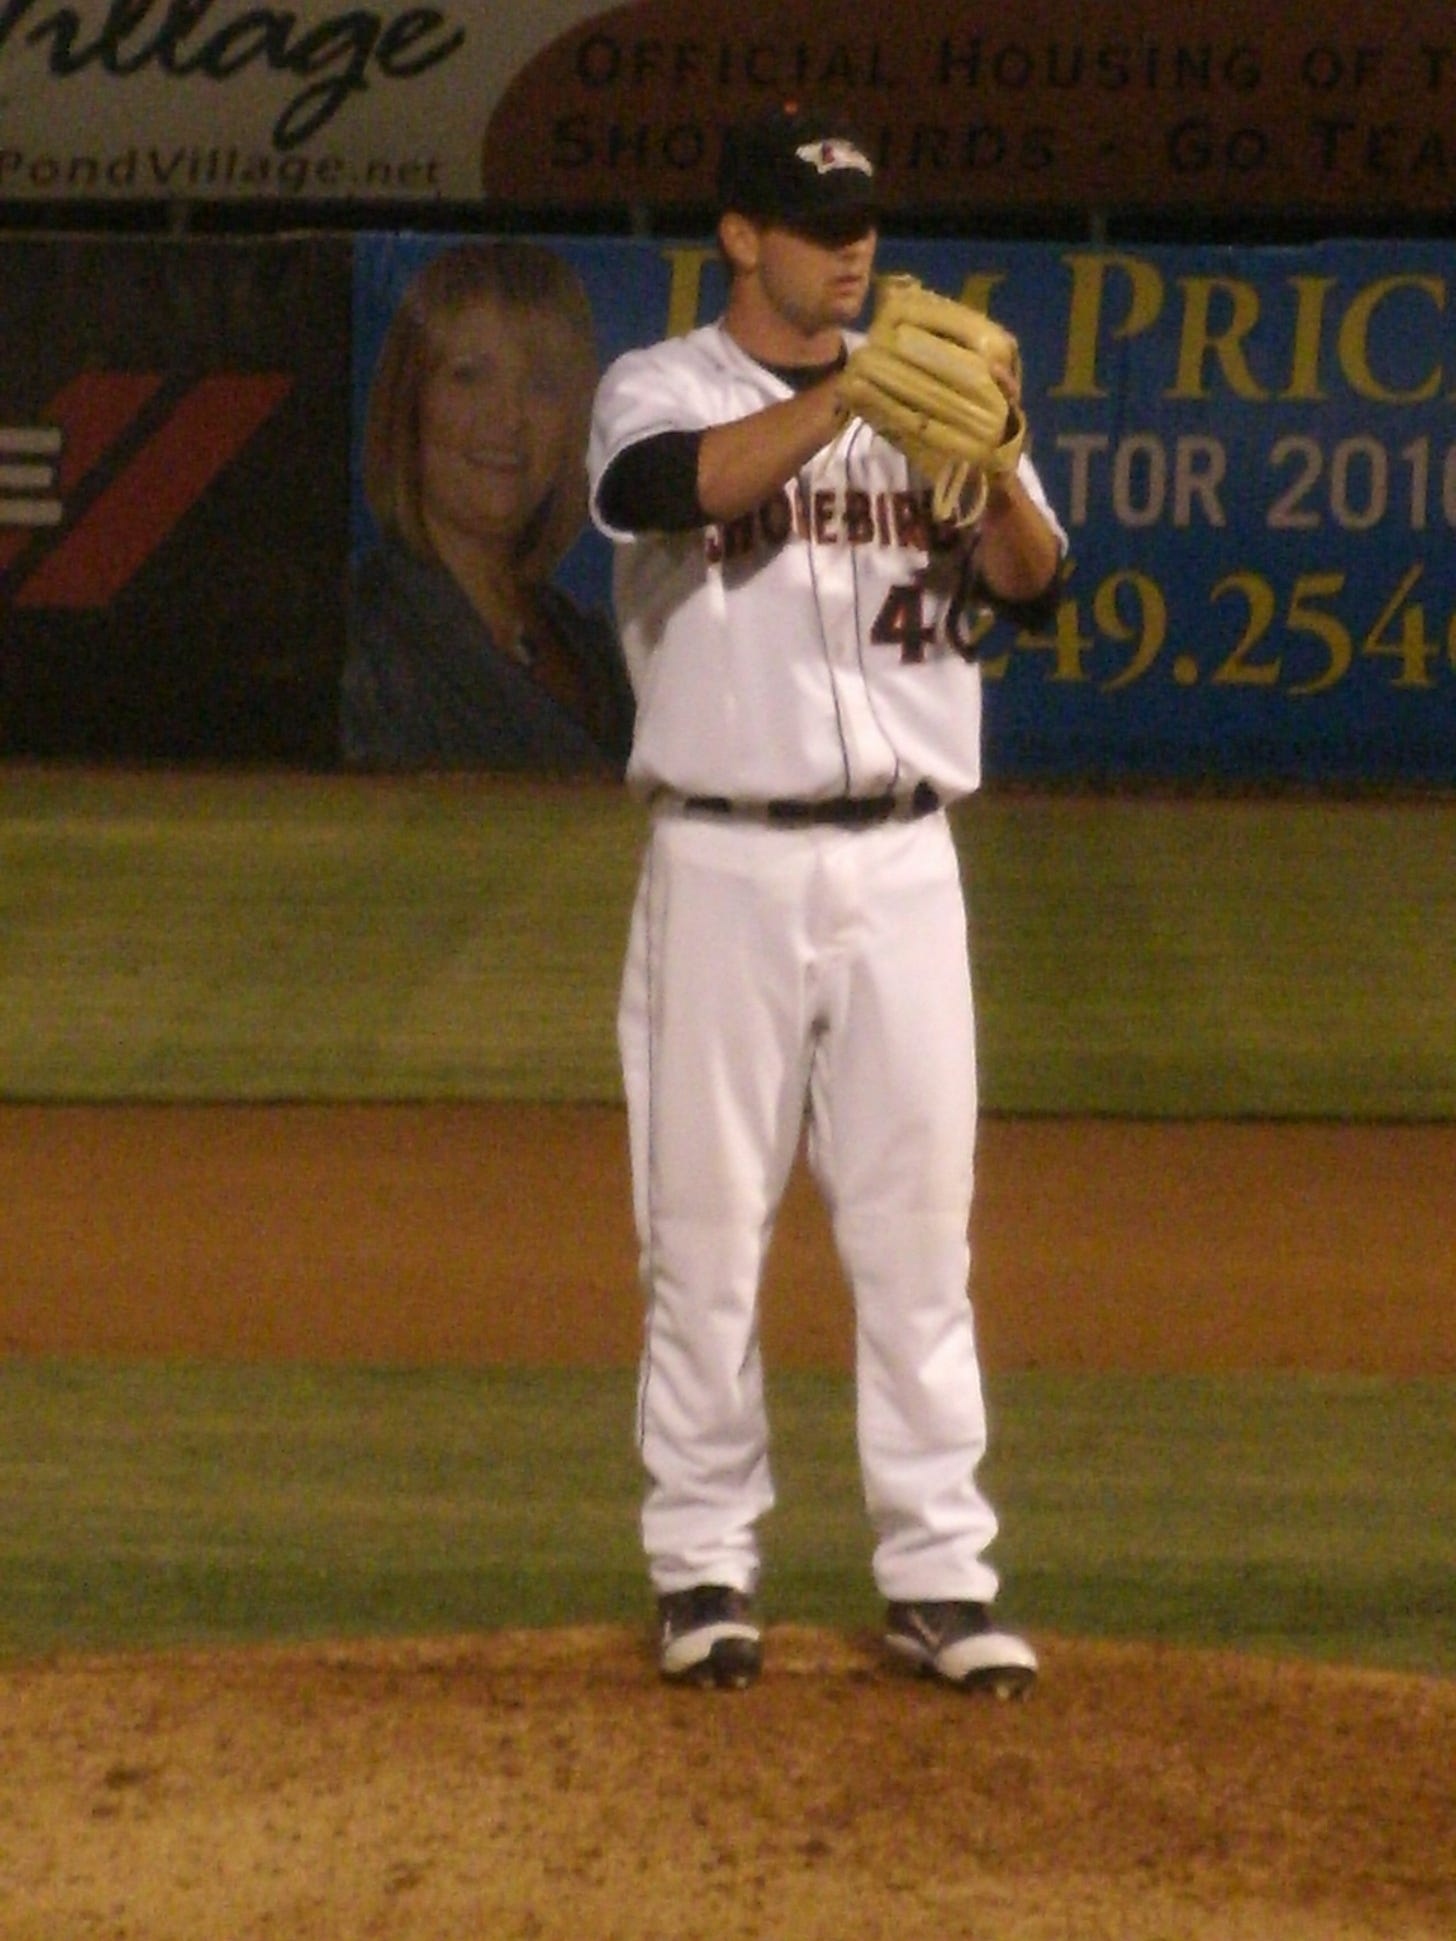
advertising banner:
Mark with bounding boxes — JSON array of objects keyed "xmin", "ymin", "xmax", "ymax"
[
  {"xmin": 2, "ymin": 0, "xmax": 1454, "ymax": 218},
  {"xmin": 925, "ymin": 236, "xmax": 1456, "ymax": 785},
  {"xmin": 0, "ymin": 238, "xmax": 351, "ymax": 762},
  {"xmin": 353, "ymin": 232, "xmax": 1456, "ymax": 786},
  {"xmin": 5, "ymin": 232, "xmax": 1450, "ymax": 779}
]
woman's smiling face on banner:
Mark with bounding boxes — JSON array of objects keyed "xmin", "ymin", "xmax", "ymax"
[{"xmin": 418, "ymin": 299, "xmax": 576, "ymax": 552}]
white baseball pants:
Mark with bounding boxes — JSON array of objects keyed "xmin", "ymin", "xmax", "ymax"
[{"xmin": 618, "ymin": 806, "xmax": 1002, "ymax": 1605}]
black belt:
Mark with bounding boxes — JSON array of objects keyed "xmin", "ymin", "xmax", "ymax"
[{"xmin": 679, "ymin": 781, "xmax": 942, "ymax": 827}]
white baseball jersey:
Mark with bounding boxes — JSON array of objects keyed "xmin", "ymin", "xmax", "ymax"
[{"xmin": 588, "ymin": 319, "xmax": 1067, "ymax": 805}]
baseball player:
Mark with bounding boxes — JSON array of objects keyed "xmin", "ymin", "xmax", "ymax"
[{"xmin": 588, "ymin": 104, "xmax": 1067, "ymax": 1692}]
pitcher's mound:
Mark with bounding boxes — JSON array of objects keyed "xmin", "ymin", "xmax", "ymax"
[{"xmin": 2, "ymin": 1627, "xmax": 1450, "ymax": 1940}]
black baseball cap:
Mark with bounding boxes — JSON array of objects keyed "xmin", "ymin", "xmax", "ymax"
[{"xmin": 717, "ymin": 104, "xmax": 878, "ymax": 241}]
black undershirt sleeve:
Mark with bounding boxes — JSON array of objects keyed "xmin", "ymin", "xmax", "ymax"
[
  {"xmin": 596, "ymin": 431, "xmax": 707, "ymax": 534},
  {"xmin": 597, "ymin": 358, "xmax": 842, "ymax": 535}
]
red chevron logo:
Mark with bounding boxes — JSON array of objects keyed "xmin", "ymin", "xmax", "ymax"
[{"xmin": 0, "ymin": 372, "xmax": 293, "ymax": 608}]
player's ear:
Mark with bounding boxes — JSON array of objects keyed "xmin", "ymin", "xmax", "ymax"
[{"xmin": 718, "ymin": 212, "xmax": 760, "ymax": 277}]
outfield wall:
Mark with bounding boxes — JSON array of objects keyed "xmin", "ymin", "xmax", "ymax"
[{"xmin": 4, "ymin": 232, "xmax": 1455, "ymax": 784}]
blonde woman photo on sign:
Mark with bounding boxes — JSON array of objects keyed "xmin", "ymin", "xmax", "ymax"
[{"xmin": 343, "ymin": 240, "xmax": 633, "ymax": 774}]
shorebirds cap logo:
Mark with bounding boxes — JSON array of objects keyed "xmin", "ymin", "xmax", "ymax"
[{"xmin": 796, "ymin": 138, "xmax": 874, "ymax": 179}]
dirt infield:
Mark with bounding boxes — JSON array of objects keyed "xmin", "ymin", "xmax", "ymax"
[
  {"xmin": 1, "ymin": 1105, "xmax": 1452, "ymax": 1939},
  {"xmin": 2, "ymin": 1104, "xmax": 1452, "ymax": 1372}
]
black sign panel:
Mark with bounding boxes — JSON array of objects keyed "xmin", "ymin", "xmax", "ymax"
[{"xmin": 0, "ymin": 239, "xmax": 351, "ymax": 763}]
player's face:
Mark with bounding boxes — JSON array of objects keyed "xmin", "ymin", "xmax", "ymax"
[
  {"xmin": 755, "ymin": 222, "xmax": 878, "ymax": 337},
  {"xmin": 417, "ymin": 300, "xmax": 575, "ymax": 553}
]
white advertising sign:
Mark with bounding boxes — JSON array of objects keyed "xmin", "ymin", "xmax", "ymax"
[
  {"xmin": 2, "ymin": 0, "xmax": 1452, "ymax": 213},
  {"xmin": 0, "ymin": 0, "xmax": 604, "ymax": 202}
]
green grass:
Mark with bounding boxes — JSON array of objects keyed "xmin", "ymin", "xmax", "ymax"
[
  {"xmin": 0, "ymin": 771, "xmax": 642, "ymax": 1103},
  {"xmin": 2, "ymin": 1360, "xmax": 1450, "ymax": 1676},
  {"xmin": 965, "ymin": 792, "xmax": 1456, "ymax": 1116},
  {"xmin": 981, "ymin": 1373, "xmax": 1456, "ymax": 1672},
  {"xmin": 0, "ymin": 1362, "xmax": 645, "ymax": 1655},
  {"xmin": 3, "ymin": 768, "xmax": 1455, "ymax": 1113}
]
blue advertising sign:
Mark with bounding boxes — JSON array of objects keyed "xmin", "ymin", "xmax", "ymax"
[{"xmin": 353, "ymin": 234, "xmax": 1456, "ymax": 786}]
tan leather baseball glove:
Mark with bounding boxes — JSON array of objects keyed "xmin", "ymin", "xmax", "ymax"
[{"xmin": 838, "ymin": 274, "xmax": 1026, "ymax": 526}]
